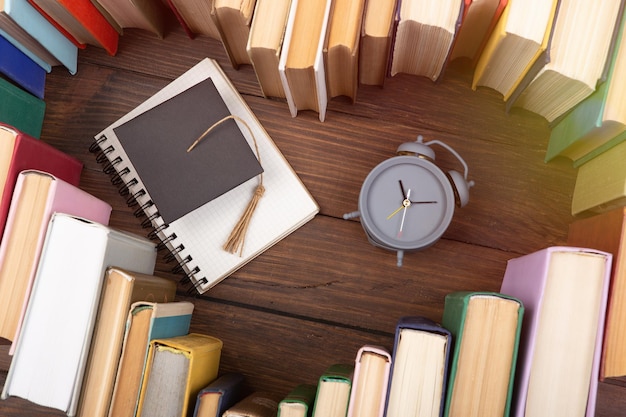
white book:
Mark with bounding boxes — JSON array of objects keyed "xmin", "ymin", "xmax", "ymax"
[
  {"xmin": 1, "ymin": 213, "xmax": 157, "ymax": 416},
  {"xmin": 90, "ymin": 57, "xmax": 319, "ymax": 294}
]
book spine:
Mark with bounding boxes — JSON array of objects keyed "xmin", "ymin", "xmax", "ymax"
[{"xmin": 89, "ymin": 135, "xmax": 205, "ymax": 293}]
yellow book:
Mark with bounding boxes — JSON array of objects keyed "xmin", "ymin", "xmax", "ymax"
[
  {"xmin": 137, "ymin": 333, "xmax": 223, "ymax": 417},
  {"xmin": 472, "ymin": 0, "xmax": 558, "ymax": 101}
]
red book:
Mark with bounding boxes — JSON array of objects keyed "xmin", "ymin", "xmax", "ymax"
[
  {"xmin": 28, "ymin": 0, "xmax": 119, "ymax": 55},
  {"xmin": 0, "ymin": 122, "xmax": 83, "ymax": 239}
]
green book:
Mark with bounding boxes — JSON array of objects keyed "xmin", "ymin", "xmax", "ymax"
[
  {"xmin": 312, "ymin": 364, "xmax": 354, "ymax": 417},
  {"xmin": 442, "ymin": 291, "xmax": 523, "ymax": 417},
  {"xmin": 546, "ymin": 4, "xmax": 626, "ymax": 167},
  {"xmin": 0, "ymin": 78, "xmax": 45, "ymax": 138},
  {"xmin": 278, "ymin": 384, "xmax": 317, "ymax": 417}
]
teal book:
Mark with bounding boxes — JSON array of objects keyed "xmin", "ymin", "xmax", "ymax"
[
  {"xmin": 2, "ymin": 0, "xmax": 78, "ymax": 74},
  {"xmin": 0, "ymin": 78, "xmax": 45, "ymax": 138},
  {"xmin": 442, "ymin": 291, "xmax": 523, "ymax": 417},
  {"xmin": 545, "ymin": 0, "xmax": 626, "ymax": 167},
  {"xmin": 278, "ymin": 384, "xmax": 317, "ymax": 417},
  {"xmin": 312, "ymin": 364, "xmax": 354, "ymax": 417},
  {"xmin": 108, "ymin": 301, "xmax": 195, "ymax": 417}
]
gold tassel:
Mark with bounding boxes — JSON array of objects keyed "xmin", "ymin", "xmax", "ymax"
[{"xmin": 187, "ymin": 114, "xmax": 264, "ymax": 257}]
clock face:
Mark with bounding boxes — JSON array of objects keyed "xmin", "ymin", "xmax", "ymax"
[{"xmin": 358, "ymin": 155, "xmax": 455, "ymax": 251}]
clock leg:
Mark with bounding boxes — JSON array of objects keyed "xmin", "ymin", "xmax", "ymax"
[
  {"xmin": 396, "ymin": 250, "xmax": 404, "ymax": 267},
  {"xmin": 343, "ymin": 211, "xmax": 360, "ymax": 220}
]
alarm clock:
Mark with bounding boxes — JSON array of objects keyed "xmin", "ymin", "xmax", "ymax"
[{"xmin": 344, "ymin": 135, "xmax": 474, "ymax": 267}]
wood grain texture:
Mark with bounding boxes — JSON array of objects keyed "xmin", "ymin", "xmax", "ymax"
[{"xmin": 1, "ymin": 24, "xmax": 624, "ymax": 416}]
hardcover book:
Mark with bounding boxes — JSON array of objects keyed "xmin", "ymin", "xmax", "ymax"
[
  {"xmin": 137, "ymin": 333, "xmax": 224, "ymax": 417},
  {"xmin": 28, "ymin": 0, "xmax": 119, "ymax": 55},
  {"xmin": 77, "ymin": 267, "xmax": 177, "ymax": 417},
  {"xmin": 567, "ymin": 207, "xmax": 626, "ymax": 379},
  {"xmin": 0, "ymin": 122, "xmax": 83, "ymax": 239},
  {"xmin": 0, "ymin": 0, "xmax": 78, "ymax": 74},
  {"xmin": 88, "ymin": 0, "xmax": 169, "ymax": 38},
  {"xmin": 384, "ymin": 316, "xmax": 451, "ymax": 417},
  {"xmin": 193, "ymin": 373, "xmax": 247, "ymax": 417},
  {"xmin": 441, "ymin": 291, "xmax": 523, "ymax": 417},
  {"xmin": 223, "ymin": 391, "xmax": 282, "ymax": 417},
  {"xmin": 1, "ymin": 213, "xmax": 157, "ymax": 416},
  {"xmin": 278, "ymin": 384, "xmax": 317, "ymax": 417},
  {"xmin": 358, "ymin": 0, "xmax": 398, "ymax": 86},
  {"xmin": 211, "ymin": 0, "xmax": 255, "ymax": 69},
  {"xmin": 312, "ymin": 364, "xmax": 354, "ymax": 417},
  {"xmin": 0, "ymin": 170, "xmax": 112, "ymax": 351},
  {"xmin": 499, "ymin": 246, "xmax": 611, "ymax": 417},
  {"xmin": 91, "ymin": 57, "xmax": 318, "ymax": 293},
  {"xmin": 108, "ymin": 301, "xmax": 195, "ymax": 417},
  {"xmin": 246, "ymin": 0, "xmax": 292, "ymax": 99},
  {"xmin": 165, "ymin": 0, "xmax": 221, "ymax": 40},
  {"xmin": 278, "ymin": 0, "xmax": 333, "ymax": 122},
  {"xmin": 0, "ymin": 77, "xmax": 45, "ymax": 138},
  {"xmin": 0, "ymin": 33, "xmax": 45, "ymax": 98},
  {"xmin": 346, "ymin": 345, "xmax": 391, "ymax": 417}
]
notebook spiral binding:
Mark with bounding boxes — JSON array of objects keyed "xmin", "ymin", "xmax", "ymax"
[{"xmin": 90, "ymin": 134, "xmax": 205, "ymax": 289}]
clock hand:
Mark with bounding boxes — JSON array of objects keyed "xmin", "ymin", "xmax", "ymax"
[
  {"xmin": 410, "ymin": 200, "xmax": 437, "ymax": 204},
  {"xmin": 398, "ymin": 189, "xmax": 410, "ymax": 238},
  {"xmin": 399, "ymin": 180, "xmax": 407, "ymax": 199}
]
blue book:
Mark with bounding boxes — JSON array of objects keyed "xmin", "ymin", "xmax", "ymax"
[
  {"xmin": 0, "ymin": 28, "xmax": 51, "ymax": 73},
  {"xmin": 108, "ymin": 301, "xmax": 195, "ymax": 417},
  {"xmin": 193, "ymin": 373, "xmax": 247, "ymax": 417},
  {"xmin": 2, "ymin": 0, "xmax": 78, "ymax": 74},
  {"xmin": 0, "ymin": 33, "xmax": 45, "ymax": 98},
  {"xmin": 0, "ymin": 77, "xmax": 45, "ymax": 138}
]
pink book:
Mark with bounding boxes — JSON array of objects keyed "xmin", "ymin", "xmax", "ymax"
[
  {"xmin": 347, "ymin": 345, "xmax": 392, "ymax": 417},
  {"xmin": 0, "ymin": 170, "xmax": 112, "ymax": 352},
  {"xmin": 500, "ymin": 246, "xmax": 611, "ymax": 417}
]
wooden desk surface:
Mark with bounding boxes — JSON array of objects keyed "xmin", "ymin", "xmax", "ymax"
[{"xmin": 1, "ymin": 25, "xmax": 625, "ymax": 416}]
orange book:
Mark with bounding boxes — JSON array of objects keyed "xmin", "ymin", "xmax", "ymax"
[
  {"xmin": 28, "ymin": 0, "xmax": 119, "ymax": 55},
  {"xmin": 27, "ymin": 0, "xmax": 86, "ymax": 49}
]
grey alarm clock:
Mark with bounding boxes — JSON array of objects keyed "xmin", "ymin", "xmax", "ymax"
[{"xmin": 344, "ymin": 135, "xmax": 474, "ymax": 267}]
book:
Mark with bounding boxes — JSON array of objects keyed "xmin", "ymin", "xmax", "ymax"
[
  {"xmin": 499, "ymin": 246, "xmax": 611, "ymax": 417},
  {"xmin": 278, "ymin": 384, "xmax": 317, "ymax": 417},
  {"xmin": 448, "ymin": 0, "xmax": 508, "ymax": 65},
  {"xmin": 246, "ymin": 0, "xmax": 292, "ymax": 99},
  {"xmin": 88, "ymin": 0, "xmax": 169, "ymax": 38},
  {"xmin": 91, "ymin": 58, "xmax": 318, "ymax": 293},
  {"xmin": 0, "ymin": 77, "xmax": 45, "ymax": 138},
  {"xmin": 0, "ymin": 27, "xmax": 52, "ymax": 72},
  {"xmin": 346, "ymin": 345, "xmax": 391, "ymax": 417},
  {"xmin": 358, "ymin": 0, "xmax": 398, "ymax": 86},
  {"xmin": 384, "ymin": 316, "xmax": 451, "ymax": 417},
  {"xmin": 166, "ymin": 0, "xmax": 222, "ymax": 40},
  {"xmin": 567, "ymin": 207, "xmax": 626, "ymax": 379},
  {"xmin": 441, "ymin": 291, "xmax": 524, "ymax": 417},
  {"xmin": 389, "ymin": 0, "xmax": 465, "ymax": 82},
  {"xmin": 0, "ymin": 0, "xmax": 78, "ymax": 74},
  {"xmin": 0, "ymin": 122, "xmax": 82, "ymax": 239},
  {"xmin": 0, "ymin": 33, "xmax": 45, "ymax": 98},
  {"xmin": 26, "ymin": 0, "xmax": 86, "ymax": 49},
  {"xmin": 193, "ymin": 373, "xmax": 247, "ymax": 417},
  {"xmin": 223, "ymin": 391, "xmax": 281, "ymax": 417},
  {"xmin": 0, "ymin": 170, "xmax": 112, "ymax": 350},
  {"xmin": 544, "ymin": 2, "xmax": 626, "ymax": 167},
  {"xmin": 471, "ymin": 0, "xmax": 559, "ymax": 101},
  {"xmin": 211, "ymin": 0, "xmax": 256, "ymax": 69},
  {"xmin": 278, "ymin": 0, "xmax": 333, "ymax": 122},
  {"xmin": 1, "ymin": 213, "xmax": 157, "ymax": 416},
  {"xmin": 76, "ymin": 267, "xmax": 177, "ymax": 417},
  {"xmin": 571, "ymin": 139, "xmax": 626, "ymax": 216},
  {"xmin": 510, "ymin": 0, "xmax": 623, "ymax": 123},
  {"xmin": 108, "ymin": 301, "xmax": 195, "ymax": 417},
  {"xmin": 324, "ymin": 0, "xmax": 366, "ymax": 102},
  {"xmin": 27, "ymin": 0, "xmax": 119, "ymax": 55},
  {"xmin": 136, "ymin": 333, "xmax": 224, "ymax": 417},
  {"xmin": 311, "ymin": 364, "xmax": 354, "ymax": 417}
]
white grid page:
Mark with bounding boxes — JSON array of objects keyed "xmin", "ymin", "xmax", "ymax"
[{"xmin": 95, "ymin": 58, "xmax": 318, "ymax": 293}]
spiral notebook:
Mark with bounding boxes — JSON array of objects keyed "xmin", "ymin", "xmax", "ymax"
[{"xmin": 91, "ymin": 58, "xmax": 319, "ymax": 293}]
